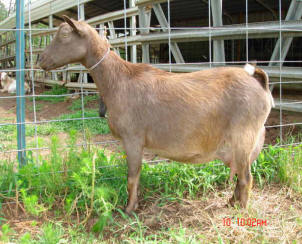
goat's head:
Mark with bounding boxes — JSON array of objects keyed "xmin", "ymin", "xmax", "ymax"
[{"xmin": 39, "ymin": 16, "xmax": 108, "ymax": 71}]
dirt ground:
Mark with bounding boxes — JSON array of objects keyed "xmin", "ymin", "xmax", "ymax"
[
  {"xmin": 0, "ymin": 87, "xmax": 81, "ymax": 124},
  {"xmin": 113, "ymin": 183, "xmax": 302, "ymax": 243}
]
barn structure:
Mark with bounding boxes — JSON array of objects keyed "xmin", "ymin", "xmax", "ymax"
[{"xmin": 0, "ymin": 0, "xmax": 302, "ymax": 112}]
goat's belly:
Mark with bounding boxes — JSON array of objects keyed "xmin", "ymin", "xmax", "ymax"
[
  {"xmin": 145, "ymin": 129, "xmax": 223, "ymax": 164},
  {"xmin": 146, "ymin": 146, "xmax": 216, "ymax": 164}
]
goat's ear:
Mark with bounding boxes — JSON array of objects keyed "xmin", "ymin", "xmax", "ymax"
[{"xmin": 62, "ymin": 15, "xmax": 83, "ymax": 36}]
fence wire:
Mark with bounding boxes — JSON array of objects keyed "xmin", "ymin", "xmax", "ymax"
[{"xmin": 0, "ymin": 0, "xmax": 301, "ymax": 185}]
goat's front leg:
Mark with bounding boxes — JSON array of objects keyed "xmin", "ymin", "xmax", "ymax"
[{"xmin": 123, "ymin": 139, "xmax": 143, "ymax": 214}]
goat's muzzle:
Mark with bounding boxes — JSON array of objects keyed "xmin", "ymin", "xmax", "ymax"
[{"xmin": 39, "ymin": 52, "xmax": 55, "ymax": 71}]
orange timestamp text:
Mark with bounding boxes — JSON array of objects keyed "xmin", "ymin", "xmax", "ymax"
[{"xmin": 222, "ymin": 217, "xmax": 267, "ymax": 227}]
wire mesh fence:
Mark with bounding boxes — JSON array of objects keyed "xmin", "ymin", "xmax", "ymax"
[{"xmin": 0, "ymin": 0, "xmax": 302, "ymax": 181}]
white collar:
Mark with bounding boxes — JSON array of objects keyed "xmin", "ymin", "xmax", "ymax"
[{"xmin": 87, "ymin": 47, "xmax": 110, "ymax": 72}]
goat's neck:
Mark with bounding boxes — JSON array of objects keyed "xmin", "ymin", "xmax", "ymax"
[{"xmin": 85, "ymin": 49, "xmax": 132, "ymax": 104}]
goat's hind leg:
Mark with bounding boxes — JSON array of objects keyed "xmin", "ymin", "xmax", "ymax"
[
  {"xmin": 229, "ymin": 177, "xmax": 240, "ymax": 207},
  {"xmin": 229, "ymin": 158, "xmax": 253, "ymax": 208},
  {"xmin": 229, "ymin": 139, "xmax": 254, "ymax": 208},
  {"xmin": 230, "ymin": 127, "xmax": 265, "ymax": 207}
]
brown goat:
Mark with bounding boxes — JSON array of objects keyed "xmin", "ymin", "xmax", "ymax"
[{"xmin": 39, "ymin": 16, "xmax": 274, "ymax": 214}]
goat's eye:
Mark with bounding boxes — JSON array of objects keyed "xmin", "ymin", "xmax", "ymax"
[{"xmin": 63, "ymin": 34, "xmax": 68, "ymax": 38}]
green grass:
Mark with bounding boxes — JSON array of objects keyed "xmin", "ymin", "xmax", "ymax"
[
  {"xmin": 68, "ymin": 94, "xmax": 98, "ymax": 111},
  {"xmin": 0, "ymin": 109, "xmax": 110, "ymax": 142},
  {"xmin": 27, "ymin": 103, "xmax": 44, "ymax": 112},
  {"xmin": 30, "ymin": 84, "xmax": 98, "ymax": 108},
  {"xmin": 0, "ymin": 109, "xmax": 109, "ymax": 153},
  {"xmin": 32, "ymin": 85, "xmax": 68, "ymax": 103},
  {"xmin": 54, "ymin": 109, "xmax": 110, "ymax": 135}
]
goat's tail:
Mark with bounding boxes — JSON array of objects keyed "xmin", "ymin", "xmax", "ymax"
[{"xmin": 244, "ymin": 63, "xmax": 275, "ymax": 108}]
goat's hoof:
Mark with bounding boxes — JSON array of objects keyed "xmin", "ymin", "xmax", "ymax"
[
  {"xmin": 228, "ymin": 197, "xmax": 248, "ymax": 209},
  {"xmin": 124, "ymin": 206, "xmax": 131, "ymax": 215},
  {"xmin": 124, "ymin": 208, "xmax": 135, "ymax": 216},
  {"xmin": 238, "ymin": 201, "xmax": 248, "ymax": 209},
  {"xmin": 228, "ymin": 197, "xmax": 236, "ymax": 207},
  {"xmin": 124, "ymin": 203, "xmax": 138, "ymax": 215}
]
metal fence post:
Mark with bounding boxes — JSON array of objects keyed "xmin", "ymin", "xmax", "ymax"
[{"xmin": 16, "ymin": 0, "xmax": 26, "ymax": 166}]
